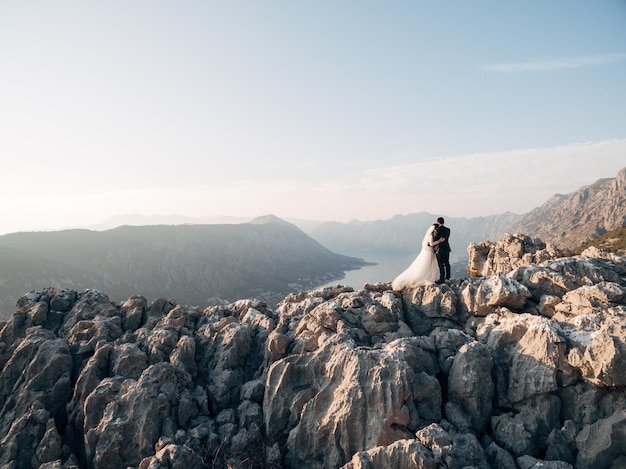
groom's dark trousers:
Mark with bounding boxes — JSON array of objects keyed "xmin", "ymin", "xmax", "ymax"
[{"xmin": 434, "ymin": 225, "xmax": 451, "ymax": 281}]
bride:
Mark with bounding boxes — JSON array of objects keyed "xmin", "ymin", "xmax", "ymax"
[{"xmin": 392, "ymin": 224, "xmax": 440, "ymax": 290}]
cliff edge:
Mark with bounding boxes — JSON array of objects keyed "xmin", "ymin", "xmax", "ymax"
[{"xmin": 1, "ymin": 235, "xmax": 626, "ymax": 468}]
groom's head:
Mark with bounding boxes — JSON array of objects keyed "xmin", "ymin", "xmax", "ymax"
[{"xmin": 437, "ymin": 217, "xmax": 445, "ymax": 225}]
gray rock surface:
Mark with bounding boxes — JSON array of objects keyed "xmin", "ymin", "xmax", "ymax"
[{"xmin": 1, "ymin": 236, "xmax": 626, "ymax": 468}]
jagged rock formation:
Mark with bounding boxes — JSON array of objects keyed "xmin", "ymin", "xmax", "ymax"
[
  {"xmin": 1, "ymin": 235, "xmax": 626, "ymax": 468},
  {"xmin": 467, "ymin": 233, "xmax": 563, "ymax": 277},
  {"xmin": 506, "ymin": 166, "xmax": 626, "ymax": 250}
]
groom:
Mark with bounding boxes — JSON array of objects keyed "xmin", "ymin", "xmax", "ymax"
[{"xmin": 432, "ymin": 217, "xmax": 451, "ymax": 284}]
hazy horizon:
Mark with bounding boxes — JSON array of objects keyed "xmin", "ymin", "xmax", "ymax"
[
  {"xmin": 2, "ymin": 1, "xmax": 625, "ymax": 235},
  {"xmin": 0, "ymin": 160, "xmax": 623, "ymax": 236},
  {"xmin": 0, "ymin": 208, "xmax": 504, "ymax": 236}
]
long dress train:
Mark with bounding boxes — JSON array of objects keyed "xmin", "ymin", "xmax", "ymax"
[{"xmin": 391, "ymin": 224, "xmax": 440, "ymax": 290}]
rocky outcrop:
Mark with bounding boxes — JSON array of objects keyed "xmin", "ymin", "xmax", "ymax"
[
  {"xmin": 1, "ymin": 235, "xmax": 626, "ymax": 468},
  {"xmin": 467, "ymin": 233, "xmax": 562, "ymax": 277}
]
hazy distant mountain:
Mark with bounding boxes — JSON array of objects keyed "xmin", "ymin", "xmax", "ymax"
[
  {"xmin": 85, "ymin": 214, "xmax": 251, "ymax": 231},
  {"xmin": 506, "ymin": 166, "xmax": 626, "ymax": 250},
  {"xmin": 308, "ymin": 166, "xmax": 626, "ymax": 261},
  {"xmin": 0, "ymin": 217, "xmax": 365, "ymax": 316},
  {"xmin": 309, "ymin": 212, "xmax": 523, "ymax": 263},
  {"xmin": 3, "ymin": 168, "xmax": 620, "ymax": 319},
  {"xmin": 83, "ymin": 214, "xmax": 326, "ymax": 236}
]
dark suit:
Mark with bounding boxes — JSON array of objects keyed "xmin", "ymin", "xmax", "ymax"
[{"xmin": 432, "ymin": 224, "xmax": 451, "ymax": 281}]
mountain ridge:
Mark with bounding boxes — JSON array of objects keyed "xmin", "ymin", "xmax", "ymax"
[
  {"xmin": 308, "ymin": 165, "xmax": 626, "ymax": 260},
  {"xmin": 16, "ymin": 166, "xmax": 622, "ymax": 265},
  {"xmin": 506, "ymin": 166, "xmax": 626, "ymax": 250},
  {"xmin": 309, "ymin": 211, "xmax": 523, "ymax": 263},
  {"xmin": 1, "ymin": 166, "xmax": 623, "ymax": 317},
  {"xmin": 0, "ymin": 219, "xmax": 365, "ymax": 317}
]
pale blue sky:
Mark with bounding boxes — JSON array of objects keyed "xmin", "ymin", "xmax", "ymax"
[{"xmin": 1, "ymin": 1, "xmax": 625, "ymax": 233}]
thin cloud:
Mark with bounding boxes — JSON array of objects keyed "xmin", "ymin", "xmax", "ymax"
[
  {"xmin": 360, "ymin": 139, "xmax": 626, "ymax": 217},
  {"xmin": 1, "ymin": 140, "xmax": 624, "ymax": 232},
  {"xmin": 484, "ymin": 53, "xmax": 626, "ymax": 72}
]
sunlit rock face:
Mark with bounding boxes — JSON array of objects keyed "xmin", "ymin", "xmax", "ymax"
[
  {"xmin": 467, "ymin": 233, "xmax": 561, "ymax": 277},
  {"xmin": 506, "ymin": 166, "xmax": 626, "ymax": 251},
  {"xmin": 1, "ymin": 239, "xmax": 626, "ymax": 468}
]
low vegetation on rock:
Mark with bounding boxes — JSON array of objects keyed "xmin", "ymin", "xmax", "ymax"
[{"xmin": 566, "ymin": 226, "xmax": 626, "ymax": 256}]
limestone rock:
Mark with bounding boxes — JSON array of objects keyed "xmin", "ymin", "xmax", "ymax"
[
  {"xmin": 517, "ymin": 454, "xmax": 574, "ymax": 468},
  {"xmin": 543, "ymin": 256, "xmax": 623, "ymax": 288},
  {"xmin": 554, "ymin": 282, "xmax": 626, "ymax": 316},
  {"xmin": 430, "ymin": 328, "xmax": 474, "ymax": 374},
  {"xmin": 341, "ymin": 439, "xmax": 436, "ymax": 469},
  {"xmin": 0, "ymin": 327, "xmax": 72, "ymax": 468},
  {"xmin": 491, "ymin": 395, "xmax": 561, "ymax": 457},
  {"xmin": 477, "ymin": 313, "xmax": 570, "ymax": 405},
  {"xmin": 401, "ymin": 284, "xmax": 460, "ymax": 335},
  {"xmin": 447, "ymin": 341, "xmax": 494, "ymax": 432},
  {"xmin": 485, "ymin": 441, "xmax": 517, "ymax": 468},
  {"xmin": 545, "ymin": 420, "xmax": 578, "ymax": 464},
  {"xmin": 509, "ymin": 264, "xmax": 577, "ymax": 300},
  {"xmin": 138, "ymin": 443, "xmax": 205, "ymax": 469},
  {"xmin": 575, "ymin": 410, "xmax": 626, "ymax": 469},
  {"xmin": 560, "ymin": 382, "xmax": 626, "ymax": 427},
  {"xmin": 2, "ymin": 240, "xmax": 626, "ymax": 468},
  {"xmin": 554, "ymin": 303, "xmax": 626, "ymax": 387},
  {"xmin": 265, "ymin": 336, "xmax": 440, "ymax": 468},
  {"xmin": 459, "ymin": 273, "xmax": 531, "ymax": 316},
  {"xmin": 467, "ymin": 233, "xmax": 560, "ymax": 277},
  {"xmin": 415, "ymin": 423, "xmax": 489, "ymax": 469},
  {"xmin": 580, "ymin": 246, "xmax": 626, "ymax": 276}
]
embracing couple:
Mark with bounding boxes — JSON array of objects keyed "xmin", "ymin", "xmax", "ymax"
[{"xmin": 391, "ymin": 217, "xmax": 451, "ymax": 290}]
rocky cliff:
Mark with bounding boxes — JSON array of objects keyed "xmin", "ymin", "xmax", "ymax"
[
  {"xmin": 2, "ymin": 235, "xmax": 626, "ymax": 468},
  {"xmin": 506, "ymin": 166, "xmax": 626, "ymax": 250},
  {"xmin": 309, "ymin": 165, "xmax": 626, "ymax": 261},
  {"xmin": 467, "ymin": 233, "xmax": 563, "ymax": 277}
]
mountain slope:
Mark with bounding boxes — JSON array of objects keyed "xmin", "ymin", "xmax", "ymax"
[
  {"xmin": 309, "ymin": 212, "xmax": 523, "ymax": 263},
  {"xmin": 0, "ymin": 218, "xmax": 365, "ymax": 316},
  {"xmin": 507, "ymin": 166, "xmax": 626, "ymax": 250},
  {"xmin": 568, "ymin": 225, "xmax": 626, "ymax": 255},
  {"xmin": 309, "ymin": 166, "xmax": 626, "ymax": 261}
]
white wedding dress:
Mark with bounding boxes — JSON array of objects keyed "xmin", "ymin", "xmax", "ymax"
[{"xmin": 392, "ymin": 224, "xmax": 440, "ymax": 290}]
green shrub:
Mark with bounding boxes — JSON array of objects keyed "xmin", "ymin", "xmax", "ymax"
[{"xmin": 567, "ymin": 226, "xmax": 626, "ymax": 256}]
